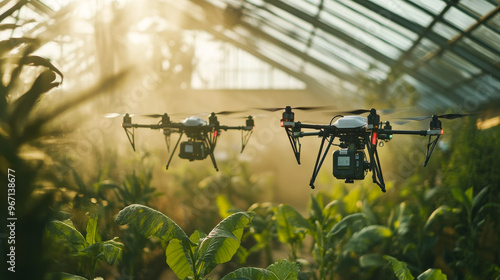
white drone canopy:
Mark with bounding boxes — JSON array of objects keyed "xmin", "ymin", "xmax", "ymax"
[
  {"xmin": 182, "ymin": 116, "xmax": 208, "ymax": 126},
  {"xmin": 332, "ymin": 116, "xmax": 367, "ymax": 129}
]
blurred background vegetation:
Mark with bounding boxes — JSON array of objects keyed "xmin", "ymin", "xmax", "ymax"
[{"xmin": 1, "ymin": 1, "xmax": 500, "ymax": 280}]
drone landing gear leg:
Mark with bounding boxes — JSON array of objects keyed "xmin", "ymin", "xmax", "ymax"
[
  {"xmin": 166, "ymin": 132, "xmax": 183, "ymax": 170},
  {"xmin": 366, "ymin": 135, "xmax": 386, "ymax": 192},
  {"xmin": 309, "ymin": 135, "xmax": 335, "ymax": 189},
  {"xmin": 285, "ymin": 127, "xmax": 301, "ymax": 164},
  {"xmin": 204, "ymin": 134, "xmax": 219, "ymax": 171},
  {"xmin": 208, "ymin": 152, "xmax": 219, "ymax": 171},
  {"xmin": 424, "ymin": 135, "xmax": 440, "ymax": 167}
]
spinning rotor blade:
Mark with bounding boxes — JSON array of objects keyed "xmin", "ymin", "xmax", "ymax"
[
  {"xmin": 399, "ymin": 113, "xmax": 473, "ymax": 122},
  {"xmin": 214, "ymin": 110, "xmax": 247, "ymax": 115},
  {"xmin": 104, "ymin": 113, "xmax": 135, "ymax": 118},
  {"xmin": 326, "ymin": 108, "xmax": 399, "ymax": 115},
  {"xmin": 437, "ymin": 113, "xmax": 474, "ymax": 119},
  {"xmin": 256, "ymin": 106, "xmax": 336, "ymax": 112},
  {"xmin": 142, "ymin": 114, "xmax": 165, "ymax": 118}
]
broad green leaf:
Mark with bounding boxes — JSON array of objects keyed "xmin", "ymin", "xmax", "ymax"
[
  {"xmin": 322, "ymin": 200, "xmax": 340, "ymax": 221},
  {"xmin": 327, "ymin": 213, "xmax": 366, "ymax": 239},
  {"xmin": 86, "ymin": 214, "xmax": 98, "ymax": 246},
  {"xmin": 115, "ymin": 204, "xmax": 190, "ymax": 244},
  {"xmin": 343, "ymin": 188, "xmax": 361, "ymax": 213},
  {"xmin": 309, "ymin": 194, "xmax": 324, "ymax": 223},
  {"xmin": 344, "ymin": 225, "xmax": 392, "ymax": 254},
  {"xmin": 417, "ymin": 268, "xmax": 447, "ymax": 280},
  {"xmin": 220, "ymin": 260, "xmax": 299, "ymax": 280},
  {"xmin": 79, "ymin": 239, "xmax": 124, "ymax": 265},
  {"xmin": 424, "ymin": 205, "xmax": 460, "ymax": 232},
  {"xmin": 197, "ymin": 212, "xmax": 255, "ymax": 277},
  {"xmin": 46, "ymin": 272, "xmax": 88, "ymax": 280},
  {"xmin": 385, "ymin": 255, "xmax": 414, "ymax": 280},
  {"xmin": 274, "ymin": 204, "xmax": 310, "ymax": 244},
  {"xmin": 166, "ymin": 238, "xmax": 195, "ymax": 280},
  {"xmin": 220, "ymin": 267, "xmax": 278, "ymax": 280},
  {"xmin": 360, "ymin": 253, "xmax": 387, "ymax": 268},
  {"xmin": 100, "ymin": 238, "xmax": 123, "ymax": 265},
  {"xmin": 0, "ymin": 38, "xmax": 36, "ymax": 57},
  {"xmin": 267, "ymin": 259, "xmax": 300, "ymax": 280},
  {"xmin": 46, "ymin": 220, "xmax": 87, "ymax": 252},
  {"xmin": 9, "ymin": 70, "xmax": 59, "ymax": 125},
  {"xmin": 217, "ymin": 194, "xmax": 233, "ymax": 219}
]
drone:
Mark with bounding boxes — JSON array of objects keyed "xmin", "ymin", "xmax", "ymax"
[
  {"xmin": 111, "ymin": 112, "xmax": 254, "ymax": 171},
  {"xmin": 276, "ymin": 106, "xmax": 469, "ymax": 192}
]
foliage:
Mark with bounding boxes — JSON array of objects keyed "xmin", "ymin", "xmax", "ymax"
[
  {"xmin": 385, "ymin": 256, "xmax": 447, "ymax": 280},
  {"xmin": 220, "ymin": 259, "xmax": 300, "ymax": 280},
  {"xmin": 44, "ymin": 213, "xmax": 123, "ymax": 279},
  {"xmin": 115, "ymin": 204, "xmax": 255, "ymax": 280}
]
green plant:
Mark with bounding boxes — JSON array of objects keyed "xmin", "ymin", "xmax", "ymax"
[
  {"xmin": 385, "ymin": 255, "xmax": 447, "ymax": 280},
  {"xmin": 425, "ymin": 185, "xmax": 500, "ymax": 279},
  {"xmin": 220, "ymin": 259, "xmax": 300, "ymax": 280},
  {"xmin": 44, "ymin": 213, "xmax": 123, "ymax": 280},
  {"xmin": 115, "ymin": 204, "xmax": 255, "ymax": 280},
  {"xmin": 273, "ymin": 204, "xmax": 310, "ymax": 261}
]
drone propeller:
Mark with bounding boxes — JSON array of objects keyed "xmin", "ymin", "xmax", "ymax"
[
  {"xmin": 104, "ymin": 113, "xmax": 135, "ymax": 118},
  {"xmin": 256, "ymin": 106, "xmax": 337, "ymax": 112},
  {"xmin": 214, "ymin": 110, "xmax": 248, "ymax": 115},
  {"xmin": 335, "ymin": 108, "xmax": 399, "ymax": 115},
  {"xmin": 398, "ymin": 113, "xmax": 473, "ymax": 122}
]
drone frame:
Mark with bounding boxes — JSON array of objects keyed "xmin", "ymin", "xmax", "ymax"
[
  {"xmin": 281, "ymin": 106, "xmax": 444, "ymax": 192},
  {"xmin": 121, "ymin": 113, "xmax": 254, "ymax": 171}
]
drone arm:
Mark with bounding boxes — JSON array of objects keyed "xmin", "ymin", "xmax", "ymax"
[
  {"xmin": 219, "ymin": 125, "xmax": 253, "ymax": 131},
  {"xmin": 380, "ymin": 129, "xmax": 442, "ymax": 136},
  {"xmin": 166, "ymin": 131, "xmax": 184, "ymax": 170},
  {"xmin": 379, "ymin": 128, "xmax": 443, "ymax": 167}
]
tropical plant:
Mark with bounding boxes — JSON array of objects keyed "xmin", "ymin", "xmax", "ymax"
[
  {"xmin": 0, "ymin": 17, "xmax": 127, "ymax": 279},
  {"xmin": 220, "ymin": 259, "xmax": 300, "ymax": 280},
  {"xmin": 385, "ymin": 255, "xmax": 447, "ymax": 280},
  {"xmin": 115, "ymin": 204, "xmax": 255, "ymax": 280},
  {"xmin": 44, "ymin": 213, "xmax": 123, "ymax": 280}
]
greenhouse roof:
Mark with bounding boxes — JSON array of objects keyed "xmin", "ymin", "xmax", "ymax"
[{"xmin": 2, "ymin": 0, "xmax": 500, "ymax": 112}]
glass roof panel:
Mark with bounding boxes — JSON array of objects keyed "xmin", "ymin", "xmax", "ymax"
[
  {"xmin": 471, "ymin": 25, "xmax": 500, "ymax": 51},
  {"xmin": 282, "ymin": 0, "xmax": 319, "ymax": 17},
  {"xmin": 313, "ymin": 28, "xmax": 391, "ymax": 72},
  {"xmin": 337, "ymin": 0, "xmax": 419, "ymax": 41},
  {"xmin": 458, "ymin": 37, "xmax": 500, "ymax": 64},
  {"xmin": 432, "ymin": 22, "xmax": 461, "ymax": 40},
  {"xmin": 408, "ymin": 0, "xmax": 447, "ymax": 15},
  {"xmin": 411, "ymin": 38, "xmax": 440, "ymax": 60},
  {"xmin": 321, "ymin": 2, "xmax": 414, "ymax": 51},
  {"xmin": 441, "ymin": 50, "xmax": 482, "ymax": 75},
  {"xmin": 319, "ymin": 10, "xmax": 401, "ymax": 60},
  {"xmin": 369, "ymin": 0, "xmax": 434, "ymax": 27},
  {"xmin": 488, "ymin": 14, "xmax": 500, "ymax": 31},
  {"xmin": 443, "ymin": 6, "xmax": 478, "ymax": 31},
  {"xmin": 38, "ymin": 0, "xmax": 71, "ymax": 12},
  {"xmin": 458, "ymin": 0, "xmax": 496, "ymax": 17}
]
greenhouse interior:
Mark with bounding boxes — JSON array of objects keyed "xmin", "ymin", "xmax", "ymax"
[{"xmin": 1, "ymin": 0, "xmax": 500, "ymax": 279}]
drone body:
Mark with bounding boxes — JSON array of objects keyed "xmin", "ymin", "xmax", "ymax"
[
  {"xmin": 279, "ymin": 106, "xmax": 453, "ymax": 192},
  {"xmin": 119, "ymin": 112, "xmax": 254, "ymax": 171}
]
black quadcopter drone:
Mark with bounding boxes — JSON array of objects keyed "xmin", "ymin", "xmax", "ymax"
[
  {"xmin": 110, "ymin": 112, "xmax": 254, "ymax": 171},
  {"xmin": 276, "ymin": 106, "xmax": 469, "ymax": 192}
]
